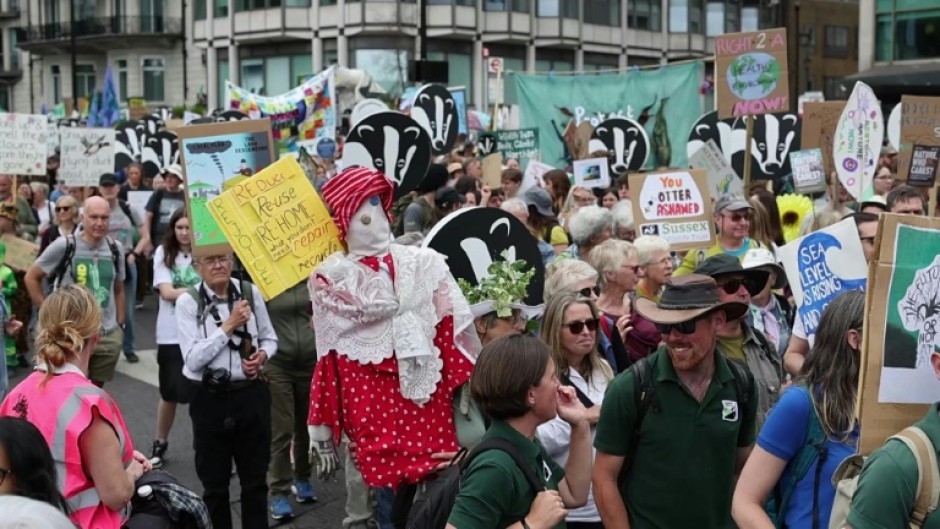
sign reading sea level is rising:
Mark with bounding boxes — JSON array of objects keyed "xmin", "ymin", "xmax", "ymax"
[
  {"xmin": 716, "ymin": 28, "xmax": 790, "ymax": 119},
  {"xmin": 629, "ymin": 169, "xmax": 716, "ymax": 252}
]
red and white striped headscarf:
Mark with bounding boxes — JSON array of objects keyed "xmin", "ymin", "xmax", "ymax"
[{"xmin": 321, "ymin": 166, "xmax": 395, "ymax": 240}]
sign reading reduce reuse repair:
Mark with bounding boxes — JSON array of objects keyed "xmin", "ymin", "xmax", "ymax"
[
  {"xmin": 629, "ymin": 169, "xmax": 715, "ymax": 252},
  {"xmin": 207, "ymin": 156, "xmax": 341, "ymax": 300},
  {"xmin": 715, "ymin": 28, "xmax": 790, "ymax": 119}
]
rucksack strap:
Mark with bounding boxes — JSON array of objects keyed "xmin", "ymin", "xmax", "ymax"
[
  {"xmin": 889, "ymin": 427, "xmax": 940, "ymax": 528},
  {"xmin": 774, "ymin": 386, "xmax": 828, "ymax": 529},
  {"xmin": 621, "ymin": 355, "xmax": 659, "ymax": 487},
  {"xmin": 52, "ymin": 234, "xmax": 77, "ymax": 290},
  {"xmin": 461, "ymin": 437, "xmax": 544, "ymax": 496},
  {"xmin": 560, "ymin": 373, "xmax": 594, "ymax": 408},
  {"xmin": 725, "ymin": 358, "xmax": 754, "ymax": 419}
]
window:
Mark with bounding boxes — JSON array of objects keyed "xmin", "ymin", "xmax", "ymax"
[
  {"xmin": 706, "ymin": 1, "xmax": 723, "ymax": 36},
  {"xmin": 350, "ymin": 45, "xmax": 411, "ymax": 96},
  {"xmin": 584, "ymin": 52, "xmax": 619, "ymax": 73},
  {"xmin": 629, "ymin": 0, "xmax": 660, "ymax": 31},
  {"xmin": 241, "ymin": 58, "xmax": 264, "ymax": 93},
  {"xmin": 538, "ymin": 0, "xmax": 577, "ymax": 18},
  {"xmin": 429, "ymin": 0, "xmax": 475, "ymax": 3},
  {"xmin": 824, "ymin": 25, "xmax": 850, "ymax": 58},
  {"xmin": 689, "ymin": 0, "xmax": 703, "ymax": 33},
  {"xmin": 217, "ymin": 60, "xmax": 229, "ymax": 106},
  {"xmin": 215, "ymin": 0, "xmax": 227, "ymax": 17},
  {"xmin": 724, "ymin": 0, "xmax": 738, "ymax": 32},
  {"xmin": 75, "ymin": 64, "xmax": 96, "ymax": 99},
  {"xmin": 7, "ymin": 29, "xmax": 17, "ymax": 71},
  {"xmin": 484, "ymin": 0, "xmax": 528, "ymax": 12},
  {"xmin": 140, "ymin": 0, "xmax": 165, "ymax": 31},
  {"xmin": 0, "ymin": 87, "xmax": 8, "ymax": 111},
  {"xmin": 320, "ymin": 0, "xmax": 336, "ymax": 4},
  {"xmin": 669, "ymin": 0, "xmax": 687, "ymax": 32},
  {"xmin": 740, "ymin": 5, "xmax": 757, "ymax": 31},
  {"xmin": 142, "ymin": 58, "xmax": 165, "ymax": 101},
  {"xmin": 894, "ymin": 8, "xmax": 940, "ymax": 61},
  {"xmin": 290, "ymin": 55, "xmax": 312, "ymax": 85},
  {"xmin": 195, "ymin": 0, "xmax": 206, "ymax": 18},
  {"xmin": 824, "ymin": 76, "xmax": 844, "ymax": 100},
  {"xmin": 51, "ymin": 65, "xmax": 61, "ymax": 103},
  {"xmin": 585, "ymin": 0, "xmax": 619, "ymax": 25},
  {"xmin": 116, "ymin": 59, "xmax": 128, "ymax": 100}
]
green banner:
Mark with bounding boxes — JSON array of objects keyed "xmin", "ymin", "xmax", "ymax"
[
  {"xmin": 495, "ymin": 128, "xmax": 540, "ymax": 163},
  {"xmin": 515, "ymin": 62, "xmax": 704, "ymax": 170}
]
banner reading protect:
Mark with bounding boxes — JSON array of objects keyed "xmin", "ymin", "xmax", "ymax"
[{"xmin": 514, "ymin": 62, "xmax": 703, "ymax": 170}]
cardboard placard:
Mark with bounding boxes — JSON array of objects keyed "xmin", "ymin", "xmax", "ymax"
[
  {"xmin": 800, "ymin": 101, "xmax": 846, "ymax": 179},
  {"xmin": 521, "ymin": 160, "xmax": 554, "ymax": 192},
  {"xmin": 482, "ymin": 153, "xmax": 503, "ymax": 189},
  {"xmin": 206, "ymin": 156, "xmax": 341, "ymax": 301},
  {"xmin": 0, "ymin": 113, "xmax": 48, "ymax": 176},
  {"xmin": 0, "ymin": 234, "xmax": 38, "ymax": 271},
  {"xmin": 629, "ymin": 169, "xmax": 715, "ymax": 251},
  {"xmin": 908, "ymin": 145, "xmax": 940, "ymax": 187},
  {"xmin": 176, "ymin": 119, "xmax": 276, "ymax": 257},
  {"xmin": 689, "ymin": 139, "xmax": 744, "ymax": 196},
  {"xmin": 833, "ymin": 82, "xmax": 884, "ymax": 201},
  {"xmin": 573, "ymin": 158, "xmax": 610, "ymax": 189},
  {"xmin": 715, "ymin": 28, "xmax": 790, "ymax": 119},
  {"xmin": 777, "ymin": 218, "xmax": 868, "ymax": 347},
  {"xmin": 789, "ymin": 148, "xmax": 828, "ymax": 195},
  {"xmin": 58, "ymin": 128, "xmax": 116, "ymax": 187},
  {"xmin": 897, "ymin": 96, "xmax": 940, "ymax": 182},
  {"xmin": 858, "ymin": 214, "xmax": 940, "ymax": 454}
]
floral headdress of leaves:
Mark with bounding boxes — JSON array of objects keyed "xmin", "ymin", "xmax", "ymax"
[{"xmin": 458, "ymin": 251, "xmax": 536, "ymax": 318}]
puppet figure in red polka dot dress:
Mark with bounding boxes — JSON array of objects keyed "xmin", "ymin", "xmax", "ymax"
[{"xmin": 306, "ymin": 167, "xmax": 482, "ymax": 489}]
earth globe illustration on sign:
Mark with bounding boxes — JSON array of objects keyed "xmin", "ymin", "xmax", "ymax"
[{"xmin": 726, "ymin": 52, "xmax": 780, "ymax": 100}]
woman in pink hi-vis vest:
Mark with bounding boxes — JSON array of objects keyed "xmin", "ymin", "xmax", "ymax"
[{"xmin": 0, "ymin": 284, "xmax": 151, "ymax": 529}]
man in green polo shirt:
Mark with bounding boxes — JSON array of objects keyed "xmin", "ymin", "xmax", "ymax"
[
  {"xmin": 845, "ymin": 349, "xmax": 940, "ymax": 529},
  {"xmin": 593, "ymin": 274, "xmax": 757, "ymax": 529}
]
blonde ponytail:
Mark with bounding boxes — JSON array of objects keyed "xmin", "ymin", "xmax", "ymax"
[{"xmin": 35, "ymin": 285, "xmax": 102, "ymax": 386}]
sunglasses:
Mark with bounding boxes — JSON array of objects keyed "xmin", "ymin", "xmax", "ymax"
[
  {"xmin": 563, "ymin": 319, "xmax": 599, "ymax": 334},
  {"xmin": 579, "ymin": 286, "xmax": 601, "ymax": 298},
  {"xmin": 655, "ymin": 315, "xmax": 705, "ymax": 335},
  {"xmin": 717, "ymin": 277, "xmax": 761, "ymax": 295},
  {"xmin": 722, "ymin": 212, "xmax": 750, "ymax": 223},
  {"xmin": 55, "ymin": 206, "xmax": 72, "ymax": 212}
]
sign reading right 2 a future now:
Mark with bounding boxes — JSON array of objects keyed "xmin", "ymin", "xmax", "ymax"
[{"xmin": 715, "ymin": 28, "xmax": 790, "ymax": 119}]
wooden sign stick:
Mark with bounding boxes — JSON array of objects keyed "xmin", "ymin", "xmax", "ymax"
[
  {"xmin": 930, "ymin": 182, "xmax": 939, "ymax": 218},
  {"xmin": 743, "ymin": 116, "xmax": 755, "ymax": 192}
]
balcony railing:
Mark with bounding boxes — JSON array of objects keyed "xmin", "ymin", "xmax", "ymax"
[{"xmin": 21, "ymin": 16, "xmax": 182, "ymax": 43}]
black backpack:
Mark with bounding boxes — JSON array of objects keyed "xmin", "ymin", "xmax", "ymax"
[
  {"xmin": 620, "ymin": 353, "xmax": 754, "ymax": 482},
  {"xmin": 404, "ymin": 437, "xmax": 545, "ymax": 529},
  {"xmin": 51, "ymin": 234, "xmax": 122, "ymax": 291}
]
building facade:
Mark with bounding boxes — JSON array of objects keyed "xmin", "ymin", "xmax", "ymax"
[{"xmin": 5, "ymin": 0, "xmax": 795, "ymax": 113}]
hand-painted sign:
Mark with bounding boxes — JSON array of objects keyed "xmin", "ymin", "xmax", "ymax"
[
  {"xmin": 689, "ymin": 138, "xmax": 743, "ymax": 197},
  {"xmin": 495, "ymin": 128, "xmax": 540, "ymax": 163},
  {"xmin": 177, "ymin": 119, "xmax": 276, "ymax": 257},
  {"xmin": 0, "ymin": 113, "xmax": 48, "ymax": 176},
  {"xmin": 778, "ymin": 218, "xmax": 867, "ymax": 346},
  {"xmin": 629, "ymin": 169, "xmax": 715, "ymax": 251},
  {"xmin": 207, "ymin": 156, "xmax": 341, "ymax": 300},
  {"xmin": 898, "ymin": 96, "xmax": 940, "ymax": 182},
  {"xmin": 715, "ymin": 28, "xmax": 790, "ymax": 119},
  {"xmin": 908, "ymin": 145, "xmax": 940, "ymax": 187},
  {"xmin": 59, "ymin": 128, "xmax": 116, "ymax": 187},
  {"xmin": 833, "ymin": 82, "xmax": 884, "ymax": 200},
  {"xmin": 789, "ymin": 148, "xmax": 828, "ymax": 195},
  {"xmin": 801, "ymin": 101, "xmax": 846, "ymax": 179}
]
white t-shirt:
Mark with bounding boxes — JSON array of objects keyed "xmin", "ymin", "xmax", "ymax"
[{"xmin": 152, "ymin": 245, "xmax": 200, "ymax": 345}]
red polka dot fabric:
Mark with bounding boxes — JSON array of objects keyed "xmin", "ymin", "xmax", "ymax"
[{"xmin": 308, "ymin": 315, "xmax": 473, "ymax": 488}]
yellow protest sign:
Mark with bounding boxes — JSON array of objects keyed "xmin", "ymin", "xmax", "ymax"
[{"xmin": 207, "ymin": 156, "xmax": 342, "ymax": 300}]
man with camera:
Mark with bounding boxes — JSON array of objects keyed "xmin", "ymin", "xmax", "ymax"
[{"xmin": 176, "ymin": 252, "xmax": 277, "ymax": 529}]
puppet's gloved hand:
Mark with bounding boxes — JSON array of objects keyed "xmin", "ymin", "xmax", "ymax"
[{"xmin": 309, "ymin": 425, "xmax": 339, "ymax": 480}]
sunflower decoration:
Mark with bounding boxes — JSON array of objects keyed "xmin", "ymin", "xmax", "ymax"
[{"xmin": 777, "ymin": 194, "xmax": 815, "ymax": 243}]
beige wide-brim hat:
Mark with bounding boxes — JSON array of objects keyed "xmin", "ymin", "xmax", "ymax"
[{"xmin": 635, "ymin": 274, "xmax": 749, "ymax": 325}]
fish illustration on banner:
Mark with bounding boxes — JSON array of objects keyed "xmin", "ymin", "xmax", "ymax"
[
  {"xmin": 778, "ymin": 218, "xmax": 867, "ymax": 346},
  {"xmin": 833, "ymin": 82, "xmax": 883, "ymax": 201},
  {"xmin": 224, "ymin": 67, "xmax": 337, "ymax": 154}
]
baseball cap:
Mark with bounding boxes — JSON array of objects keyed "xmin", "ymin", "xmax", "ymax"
[
  {"xmin": 715, "ymin": 194, "xmax": 753, "ymax": 214},
  {"xmin": 435, "ymin": 188, "xmax": 466, "ymax": 210},
  {"xmin": 99, "ymin": 173, "xmax": 119, "ymax": 186},
  {"xmin": 523, "ymin": 187, "xmax": 554, "ymax": 217}
]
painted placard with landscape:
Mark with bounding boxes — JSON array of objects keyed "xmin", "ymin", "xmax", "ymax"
[{"xmin": 177, "ymin": 119, "xmax": 275, "ymax": 256}]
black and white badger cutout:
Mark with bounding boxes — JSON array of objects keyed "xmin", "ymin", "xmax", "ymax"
[
  {"xmin": 423, "ymin": 207, "xmax": 545, "ymax": 306},
  {"xmin": 411, "ymin": 84, "xmax": 459, "ymax": 156},
  {"xmin": 342, "ymin": 111, "xmax": 432, "ymax": 198},
  {"xmin": 589, "ymin": 117, "xmax": 651, "ymax": 175}
]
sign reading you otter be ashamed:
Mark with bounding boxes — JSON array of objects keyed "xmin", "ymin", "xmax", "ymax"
[{"xmin": 629, "ymin": 169, "xmax": 715, "ymax": 252}]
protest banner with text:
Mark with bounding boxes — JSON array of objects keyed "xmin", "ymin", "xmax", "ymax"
[
  {"xmin": 207, "ymin": 156, "xmax": 341, "ymax": 300},
  {"xmin": 715, "ymin": 29, "xmax": 790, "ymax": 119},
  {"xmin": 778, "ymin": 218, "xmax": 867, "ymax": 347},
  {"xmin": 897, "ymin": 96, "xmax": 940, "ymax": 182},
  {"xmin": 495, "ymin": 128, "xmax": 540, "ymax": 164},
  {"xmin": 0, "ymin": 113, "xmax": 48, "ymax": 176},
  {"xmin": 801, "ymin": 101, "xmax": 845, "ymax": 178},
  {"xmin": 0, "ymin": 234, "xmax": 38, "ymax": 271},
  {"xmin": 59, "ymin": 128, "xmax": 116, "ymax": 187},
  {"xmin": 833, "ymin": 82, "xmax": 884, "ymax": 201},
  {"xmin": 789, "ymin": 148, "xmax": 828, "ymax": 195},
  {"xmin": 629, "ymin": 169, "xmax": 715, "ymax": 252},
  {"xmin": 689, "ymin": 139, "xmax": 744, "ymax": 196}
]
